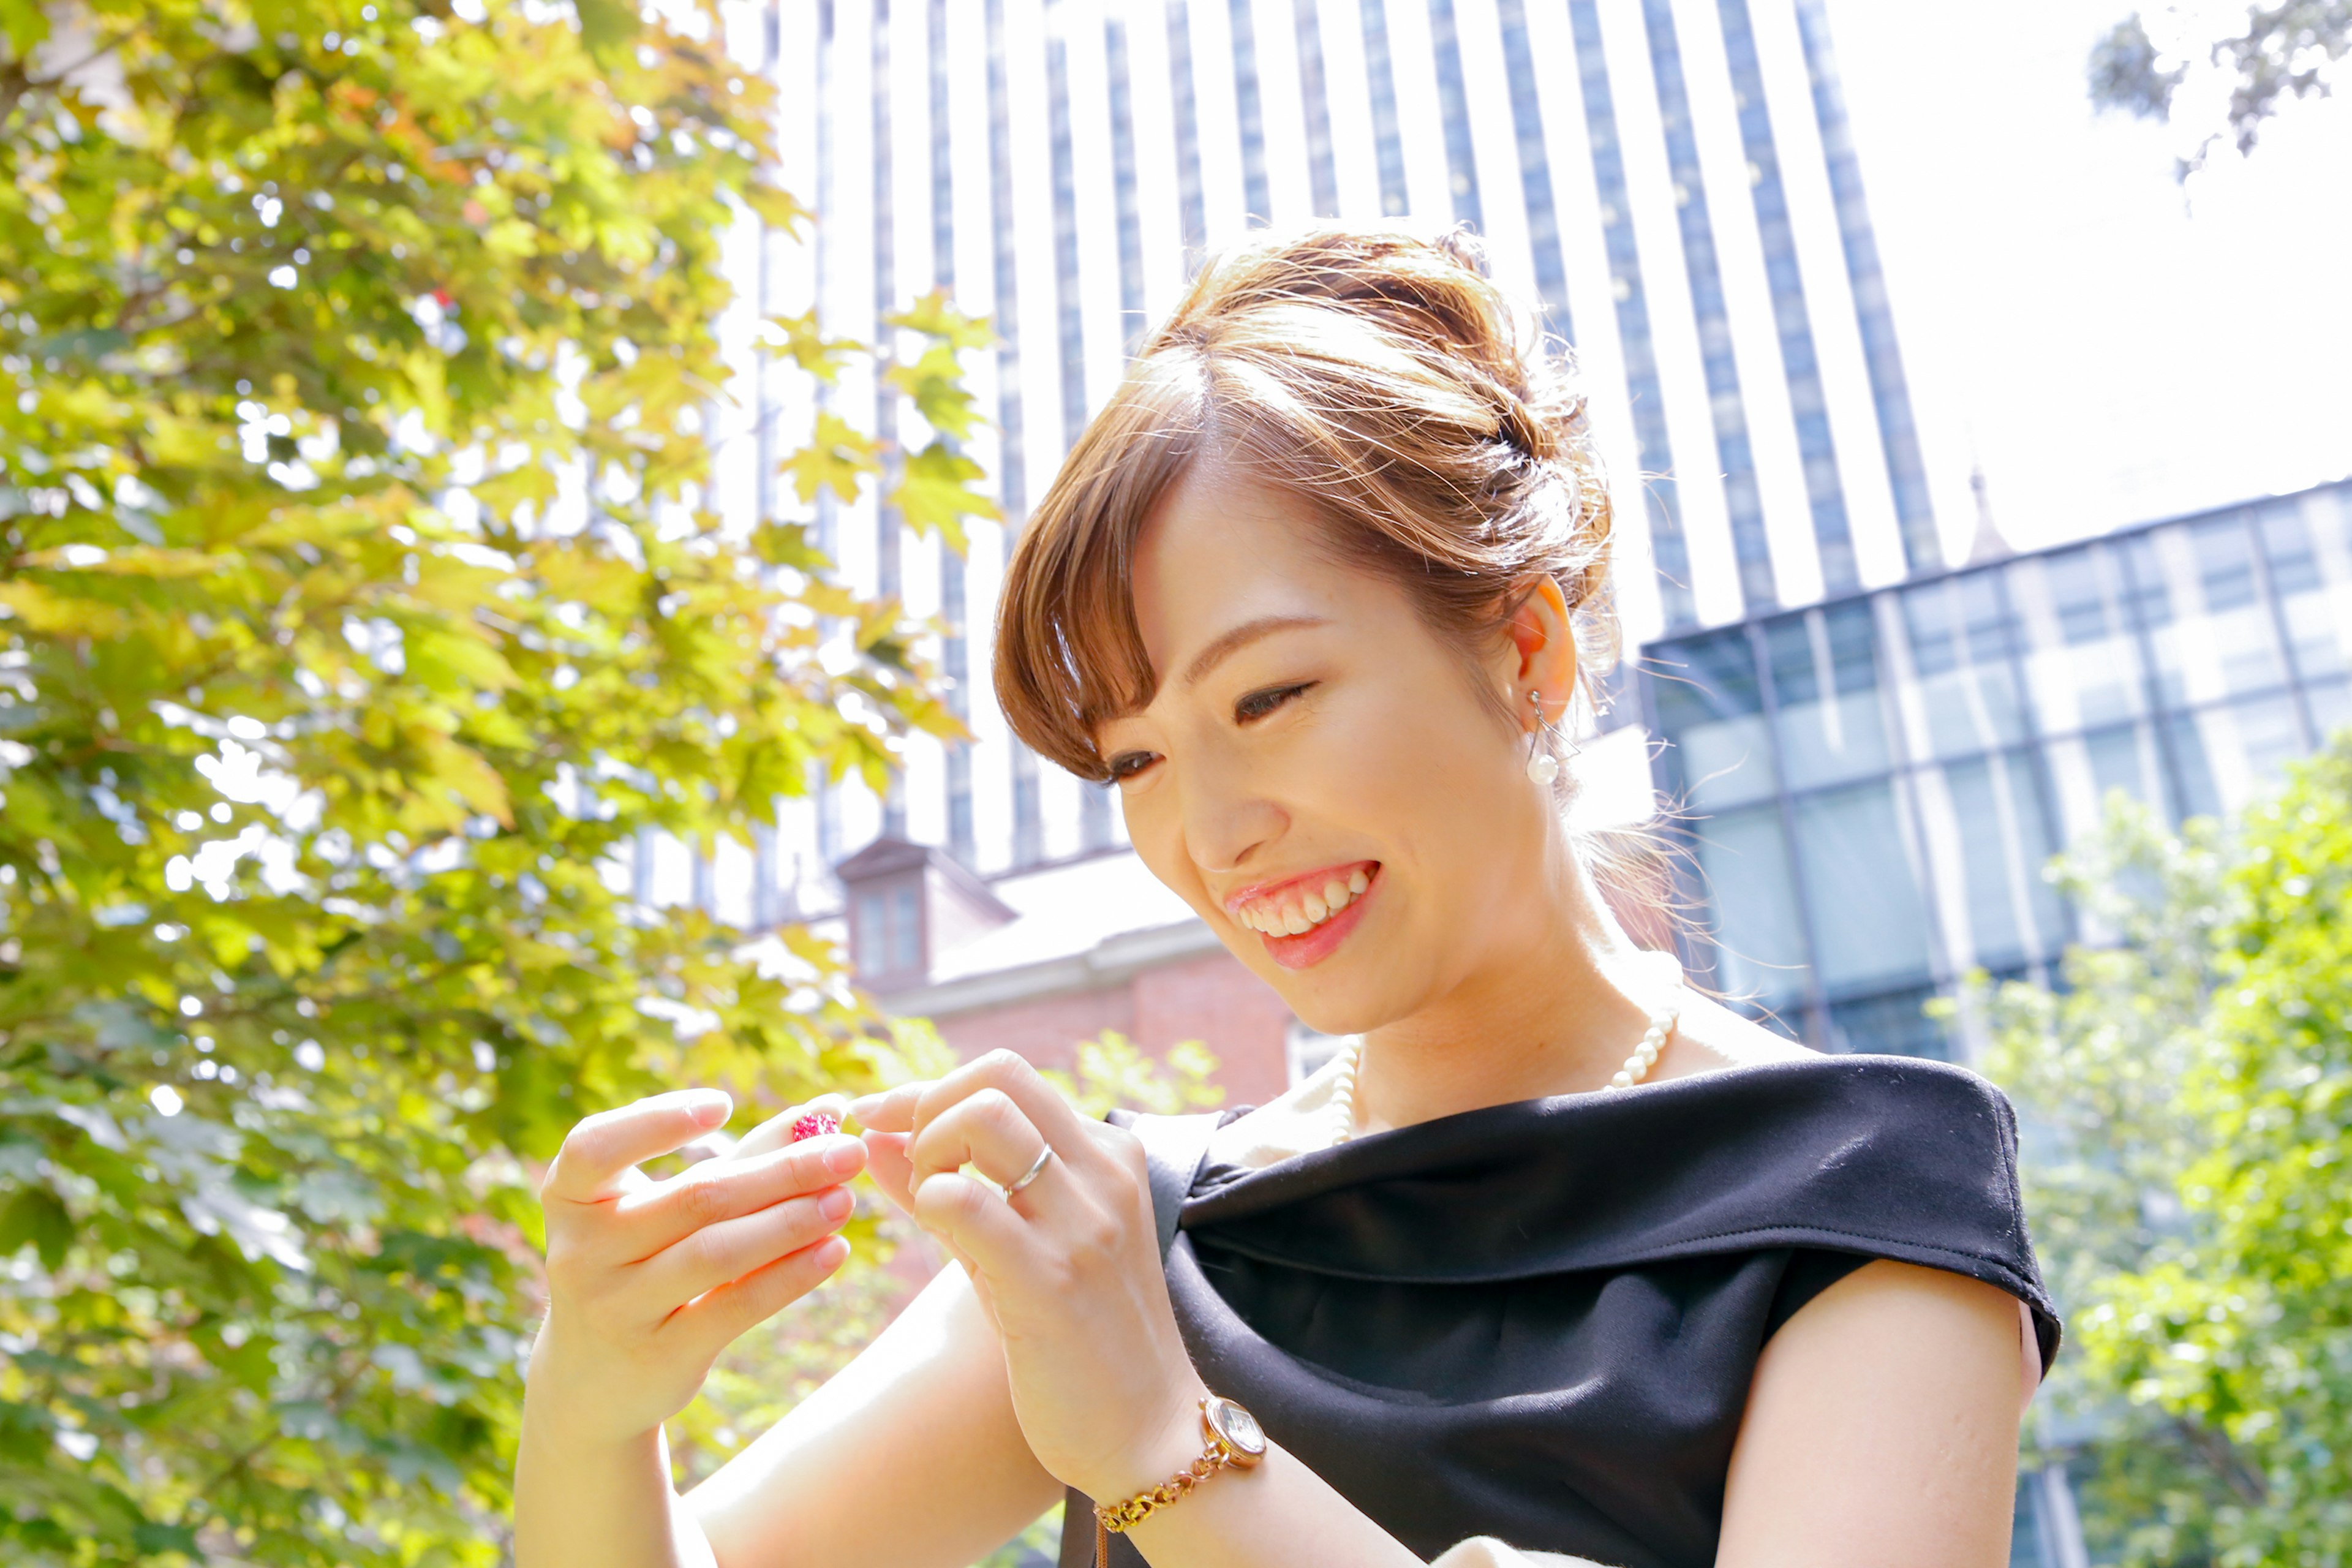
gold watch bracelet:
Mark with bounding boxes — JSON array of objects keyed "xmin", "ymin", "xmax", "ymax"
[{"xmin": 1093, "ymin": 1396, "xmax": 1262, "ymax": 1567}]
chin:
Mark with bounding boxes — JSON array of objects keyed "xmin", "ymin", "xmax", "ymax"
[{"xmin": 1266, "ymin": 968, "xmax": 1411, "ymax": 1041}]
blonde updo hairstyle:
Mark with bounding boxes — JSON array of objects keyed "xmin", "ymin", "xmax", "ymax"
[{"xmin": 996, "ymin": 226, "xmax": 1662, "ymax": 923}]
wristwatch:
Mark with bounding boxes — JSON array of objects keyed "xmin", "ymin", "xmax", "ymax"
[{"xmin": 1093, "ymin": 1394, "xmax": 1268, "ymax": 1566}]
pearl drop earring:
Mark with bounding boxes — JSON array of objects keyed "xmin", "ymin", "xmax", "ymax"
[{"xmin": 1526, "ymin": 689, "xmax": 1560, "ymax": 786}]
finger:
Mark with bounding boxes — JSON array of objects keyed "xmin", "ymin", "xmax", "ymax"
[
  {"xmin": 543, "ymin": 1089, "xmax": 733, "ymax": 1204},
  {"xmin": 606, "ymin": 1136, "xmax": 867, "ymax": 1261},
  {"xmin": 860, "ymin": 1129, "xmax": 918, "ymax": 1215},
  {"xmin": 847, "ymin": 1080, "xmax": 927, "ymax": 1134},
  {"xmin": 907, "ymin": 1089, "xmax": 1069, "ymax": 1218},
  {"xmin": 626, "ymin": 1185, "xmax": 858, "ymax": 1316},
  {"xmin": 733, "ymin": 1092, "xmax": 853, "ymax": 1161},
  {"xmin": 662, "ymin": 1232, "xmax": 851, "ymax": 1360},
  {"xmin": 908, "ymin": 1169, "xmax": 1047, "ymax": 1290},
  {"xmin": 909, "ymin": 1051, "xmax": 1098, "ymax": 1174}
]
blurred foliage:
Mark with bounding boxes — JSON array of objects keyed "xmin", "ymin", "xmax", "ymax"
[
  {"xmin": 663, "ymin": 1023, "xmax": 1226, "ymax": 1568},
  {"xmin": 1973, "ymin": 742, "xmax": 2352, "ymax": 1566},
  {"xmin": 1043, "ymin": 1031, "xmax": 1227, "ymax": 1121},
  {"xmin": 2091, "ymin": 3, "xmax": 2351, "ymax": 175},
  {"xmin": 0, "ymin": 1, "xmax": 998, "ymax": 1563}
]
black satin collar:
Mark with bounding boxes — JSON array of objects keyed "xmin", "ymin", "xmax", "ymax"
[{"xmin": 1180, "ymin": 1053, "xmax": 2060, "ymax": 1368}]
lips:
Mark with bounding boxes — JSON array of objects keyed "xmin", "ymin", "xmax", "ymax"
[{"xmin": 1223, "ymin": 861, "xmax": 1382, "ymax": 971}]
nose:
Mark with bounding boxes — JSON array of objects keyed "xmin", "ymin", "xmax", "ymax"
[{"xmin": 1178, "ymin": 753, "xmax": 1288, "ymax": 877}]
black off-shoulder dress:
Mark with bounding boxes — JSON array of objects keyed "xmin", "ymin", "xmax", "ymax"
[{"xmin": 1058, "ymin": 1054, "xmax": 2061, "ymax": 1568}]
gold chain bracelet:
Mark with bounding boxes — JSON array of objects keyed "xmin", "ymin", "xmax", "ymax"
[{"xmin": 1092, "ymin": 1395, "xmax": 1268, "ymax": 1567}]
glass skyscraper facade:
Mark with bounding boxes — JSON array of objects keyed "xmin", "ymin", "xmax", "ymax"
[
  {"xmin": 1642, "ymin": 477, "xmax": 2352, "ymax": 1059},
  {"xmin": 720, "ymin": 0, "xmax": 1950, "ymax": 913}
]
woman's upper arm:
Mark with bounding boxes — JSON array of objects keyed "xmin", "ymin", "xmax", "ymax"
[
  {"xmin": 1716, "ymin": 1258, "xmax": 2026, "ymax": 1568},
  {"xmin": 685, "ymin": 1259, "xmax": 1063, "ymax": 1568}
]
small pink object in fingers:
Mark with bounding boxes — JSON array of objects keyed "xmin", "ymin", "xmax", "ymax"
[{"xmin": 789, "ymin": 1110, "xmax": 841, "ymax": 1142}]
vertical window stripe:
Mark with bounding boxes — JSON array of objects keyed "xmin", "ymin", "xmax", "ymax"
[
  {"xmin": 1168, "ymin": 1, "xmax": 1210, "ymax": 263},
  {"xmin": 1229, "ymin": 0, "xmax": 1272, "ymax": 222},
  {"xmin": 1426, "ymin": 0, "xmax": 1482, "ymax": 232},
  {"xmin": 1106, "ymin": 15, "xmax": 1149, "ymax": 348},
  {"xmin": 1359, "ymin": 0, "xmax": 1410, "ymax": 217},
  {"xmin": 1294, "ymin": 0, "xmax": 1340, "ymax": 217},
  {"xmin": 1493, "ymin": 0, "xmax": 1570, "ymax": 337},
  {"xmin": 1717, "ymin": 0, "xmax": 1855, "ymax": 594},
  {"xmin": 1566, "ymin": 0, "xmax": 1694, "ymax": 630},
  {"xmin": 1641, "ymin": 0, "xmax": 1775, "ymax": 613},
  {"xmin": 1793, "ymin": 0, "xmax": 1938, "ymax": 575}
]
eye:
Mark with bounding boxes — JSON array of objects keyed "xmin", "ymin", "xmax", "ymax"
[
  {"xmin": 1106, "ymin": 750, "xmax": 1159, "ymax": 782},
  {"xmin": 1235, "ymin": 682, "xmax": 1314, "ymax": 723}
]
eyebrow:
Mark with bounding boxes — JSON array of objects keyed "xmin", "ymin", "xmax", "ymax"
[{"xmin": 1180, "ymin": 614, "xmax": 1329, "ymax": 689}]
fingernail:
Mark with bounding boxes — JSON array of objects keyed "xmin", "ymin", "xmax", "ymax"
[
  {"xmin": 819, "ymin": 1187, "xmax": 854, "ymax": 1222},
  {"xmin": 824, "ymin": 1140, "xmax": 864, "ymax": 1175},
  {"xmin": 686, "ymin": 1090, "xmax": 732, "ymax": 1126}
]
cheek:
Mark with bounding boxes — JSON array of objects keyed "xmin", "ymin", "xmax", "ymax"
[
  {"xmin": 1331, "ymin": 675, "xmax": 1520, "ymax": 810},
  {"xmin": 1111, "ymin": 785, "xmax": 1196, "ymax": 895}
]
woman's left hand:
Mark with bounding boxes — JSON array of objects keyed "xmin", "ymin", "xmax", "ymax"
[{"xmin": 848, "ymin": 1050, "xmax": 1210, "ymax": 1501}]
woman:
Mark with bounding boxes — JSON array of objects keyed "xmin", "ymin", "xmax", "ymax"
[{"xmin": 514, "ymin": 227, "xmax": 2058, "ymax": 1568}]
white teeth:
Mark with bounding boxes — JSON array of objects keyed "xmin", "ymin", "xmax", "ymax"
[{"xmin": 1236, "ymin": 868, "xmax": 1376, "ymax": 937}]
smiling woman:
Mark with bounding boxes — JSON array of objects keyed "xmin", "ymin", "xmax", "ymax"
[
  {"xmin": 513, "ymin": 226, "xmax": 2058, "ymax": 1568},
  {"xmin": 994, "ymin": 228, "xmax": 1615, "ymax": 801}
]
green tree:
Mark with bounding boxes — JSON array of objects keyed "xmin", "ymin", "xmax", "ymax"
[
  {"xmin": 1980, "ymin": 747, "xmax": 2352, "ymax": 1566},
  {"xmin": 2091, "ymin": 3, "xmax": 2352, "ymax": 175},
  {"xmin": 0, "ymin": 1, "xmax": 994, "ymax": 1564}
]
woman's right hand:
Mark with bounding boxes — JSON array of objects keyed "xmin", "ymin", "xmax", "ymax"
[{"xmin": 526, "ymin": 1088, "xmax": 869, "ymax": 1445}]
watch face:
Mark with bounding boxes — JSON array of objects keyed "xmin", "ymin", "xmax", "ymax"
[{"xmin": 1203, "ymin": 1395, "xmax": 1267, "ymax": 1464}]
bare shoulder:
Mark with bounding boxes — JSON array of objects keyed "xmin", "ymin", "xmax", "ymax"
[
  {"xmin": 1653, "ymin": 989, "xmax": 1814, "ymax": 1082},
  {"xmin": 1719, "ymin": 1257, "xmax": 2026, "ymax": 1567}
]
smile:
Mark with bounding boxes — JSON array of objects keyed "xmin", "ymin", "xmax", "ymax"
[{"xmin": 1224, "ymin": 861, "xmax": 1380, "ymax": 970}]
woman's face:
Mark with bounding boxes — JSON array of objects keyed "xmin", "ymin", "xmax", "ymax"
[{"xmin": 1097, "ymin": 459, "xmax": 1567, "ymax": 1037}]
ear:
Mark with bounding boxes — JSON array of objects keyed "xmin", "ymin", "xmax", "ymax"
[{"xmin": 1503, "ymin": 576, "xmax": 1578, "ymax": 729}]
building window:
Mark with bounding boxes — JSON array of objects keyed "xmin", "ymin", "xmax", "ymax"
[
  {"xmin": 928, "ymin": 0, "xmax": 954, "ymax": 293},
  {"xmin": 1012, "ymin": 743, "xmax": 1043, "ymax": 866},
  {"xmin": 1167, "ymin": 0, "xmax": 1208, "ymax": 262},
  {"xmin": 1046, "ymin": 31, "xmax": 1088, "ymax": 451},
  {"xmin": 1358, "ymin": 0, "xmax": 1409, "ymax": 217},
  {"xmin": 873, "ymin": 0, "xmax": 902, "ymax": 604},
  {"xmin": 1765, "ymin": 603, "xmax": 1890, "ymax": 791},
  {"xmin": 1792, "ymin": 0, "xmax": 1939, "ymax": 574},
  {"xmin": 1494, "ymin": 0, "xmax": 1572, "ymax": 335},
  {"xmin": 1426, "ymin": 0, "xmax": 1482, "ymax": 231},
  {"xmin": 1641, "ymin": 0, "xmax": 1774, "ymax": 614},
  {"xmin": 984, "ymin": 0, "xmax": 1027, "ymax": 520},
  {"xmin": 1106, "ymin": 15, "xmax": 1148, "ymax": 349},
  {"xmin": 1228, "ymin": 0, "xmax": 1271, "ymax": 222},
  {"xmin": 1716, "ymin": 0, "xmax": 1856, "ymax": 593},
  {"xmin": 1566, "ymin": 0, "xmax": 1693, "ymax": 630},
  {"xmin": 854, "ymin": 880, "xmax": 927, "ymax": 981},
  {"xmin": 1294, "ymin": 0, "xmax": 1339, "ymax": 217}
]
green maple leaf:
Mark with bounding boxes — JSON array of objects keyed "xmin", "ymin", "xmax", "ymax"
[
  {"xmin": 889, "ymin": 440, "xmax": 1001, "ymax": 552},
  {"xmin": 784, "ymin": 411, "xmax": 883, "ymax": 504}
]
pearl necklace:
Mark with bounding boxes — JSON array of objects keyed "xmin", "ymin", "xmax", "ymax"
[{"xmin": 1326, "ymin": 959, "xmax": 1685, "ymax": 1148}]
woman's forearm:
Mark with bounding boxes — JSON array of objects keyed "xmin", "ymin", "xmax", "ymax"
[
  {"xmin": 1110, "ymin": 1434, "xmax": 1424, "ymax": 1568},
  {"xmin": 513, "ymin": 1354, "xmax": 718, "ymax": 1568}
]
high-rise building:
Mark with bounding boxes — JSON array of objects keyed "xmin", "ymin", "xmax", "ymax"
[
  {"xmin": 1642, "ymin": 475, "xmax": 2352, "ymax": 1060},
  {"xmin": 713, "ymin": 0, "xmax": 1958, "ymax": 932}
]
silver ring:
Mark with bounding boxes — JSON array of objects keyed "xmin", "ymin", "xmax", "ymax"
[{"xmin": 1001, "ymin": 1143, "xmax": 1054, "ymax": 1198}]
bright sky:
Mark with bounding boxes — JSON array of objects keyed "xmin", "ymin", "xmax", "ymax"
[{"xmin": 1826, "ymin": 0, "xmax": 2352, "ymax": 557}]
